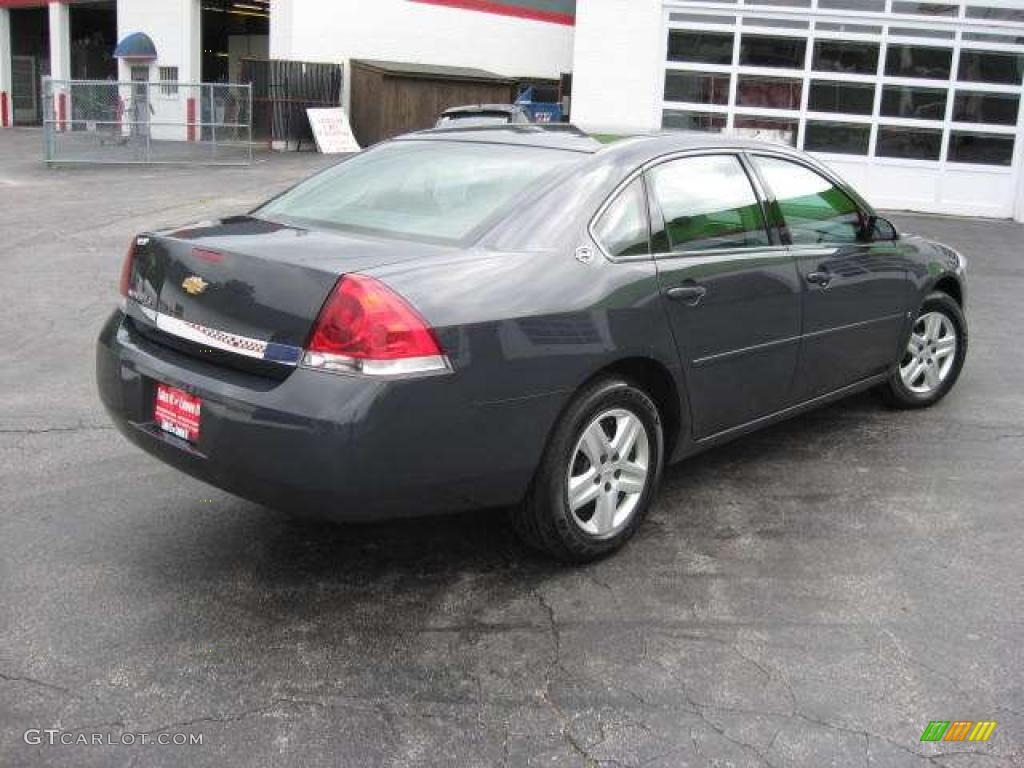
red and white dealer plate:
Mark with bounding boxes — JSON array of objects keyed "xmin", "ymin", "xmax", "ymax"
[{"xmin": 154, "ymin": 384, "xmax": 202, "ymax": 443}]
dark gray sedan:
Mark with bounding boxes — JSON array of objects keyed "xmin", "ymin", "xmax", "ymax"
[{"xmin": 97, "ymin": 126, "xmax": 968, "ymax": 562}]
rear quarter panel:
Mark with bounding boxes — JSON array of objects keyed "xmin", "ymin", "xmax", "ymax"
[{"xmin": 365, "ymin": 245, "xmax": 684, "ymax": 503}]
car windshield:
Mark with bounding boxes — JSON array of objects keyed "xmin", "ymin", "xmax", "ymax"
[{"xmin": 256, "ymin": 140, "xmax": 581, "ymax": 242}]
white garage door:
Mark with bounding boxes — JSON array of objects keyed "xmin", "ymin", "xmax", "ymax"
[{"xmin": 660, "ymin": 0, "xmax": 1024, "ymax": 218}]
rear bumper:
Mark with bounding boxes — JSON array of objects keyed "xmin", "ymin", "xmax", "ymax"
[{"xmin": 96, "ymin": 311, "xmax": 562, "ymax": 520}]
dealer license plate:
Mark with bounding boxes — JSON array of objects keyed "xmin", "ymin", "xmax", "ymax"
[{"xmin": 154, "ymin": 384, "xmax": 202, "ymax": 443}]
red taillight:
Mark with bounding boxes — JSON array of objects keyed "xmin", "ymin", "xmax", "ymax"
[
  {"xmin": 119, "ymin": 238, "xmax": 136, "ymax": 298},
  {"xmin": 304, "ymin": 275, "xmax": 447, "ymax": 375}
]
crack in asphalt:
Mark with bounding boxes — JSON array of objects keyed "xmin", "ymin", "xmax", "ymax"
[{"xmin": 0, "ymin": 425, "xmax": 115, "ymax": 435}]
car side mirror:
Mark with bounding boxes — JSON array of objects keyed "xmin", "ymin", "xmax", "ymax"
[{"xmin": 866, "ymin": 215, "xmax": 898, "ymax": 242}]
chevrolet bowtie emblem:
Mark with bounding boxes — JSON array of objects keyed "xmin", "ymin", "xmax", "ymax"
[{"xmin": 182, "ymin": 276, "xmax": 208, "ymax": 296}]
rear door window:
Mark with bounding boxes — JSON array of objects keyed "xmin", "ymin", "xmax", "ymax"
[
  {"xmin": 648, "ymin": 154, "xmax": 771, "ymax": 253},
  {"xmin": 751, "ymin": 155, "xmax": 864, "ymax": 244},
  {"xmin": 592, "ymin": 178, "xmax": 650, "ymax": 259}
]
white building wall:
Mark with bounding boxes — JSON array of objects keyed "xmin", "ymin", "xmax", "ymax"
[
  {"xmin": 274, "ymin": 0, "xmax": 575, "ymax": 112},
  {"xmin": 115, "ymin": 0, "xmax": 200, "ymax": 141},
  {"xmin": 571, "ymin": 0, "xmax": 663, "ymax": 133}
]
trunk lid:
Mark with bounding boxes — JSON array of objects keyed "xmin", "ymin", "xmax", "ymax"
[{"xmin": 125, "ymin": 216, "xmax": 451, "ymax": 372}]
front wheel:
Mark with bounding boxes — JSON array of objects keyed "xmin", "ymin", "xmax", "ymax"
[
  {"xmin": 512, "ymin": 377, "xmax": 664, "ymax": 563},
  {"xmin": 879, "ymin": 291, "xmax": 967, "ymax": 409}
]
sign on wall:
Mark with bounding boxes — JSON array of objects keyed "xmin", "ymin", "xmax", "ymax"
[
  {"xmin": 306, "ymin": 107, "xmax": 361, "ymax": 154},
  {"xmin": 408, "ymin": 0, "xmax": 575, "ymax": 26}
]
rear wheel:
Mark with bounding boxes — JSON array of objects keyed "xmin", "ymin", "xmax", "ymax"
[
  {"xmin": 879, "ymin": 291, "xmax": 967, "ymax": 409},
  {"xmin": 513, "ymin": 377, "xmax": 663, "ymax": 563}
]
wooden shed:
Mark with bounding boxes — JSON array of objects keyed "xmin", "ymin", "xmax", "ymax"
[{"xmin": 349, "ymin": 59, "xmax": 516, "ymax": 146}]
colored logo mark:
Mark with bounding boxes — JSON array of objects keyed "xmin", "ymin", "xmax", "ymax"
[{"xmin": 920, "ymin": 721, "xmax": 997, "ymax": 742}]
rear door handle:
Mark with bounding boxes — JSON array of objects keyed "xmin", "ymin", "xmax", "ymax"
[
  {"xmin": 666, "ymin": 283, "xmax": 707, "ymax": 305},
  {"xmin": 805, "ymin": 271, "xmax": 833, "ymax": 288}
]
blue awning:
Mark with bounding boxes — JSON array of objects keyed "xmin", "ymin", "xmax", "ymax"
[{"xmin": 114, "ymin": 32, "xmax": 157, "ymax": 60}]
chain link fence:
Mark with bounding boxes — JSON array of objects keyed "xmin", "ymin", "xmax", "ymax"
[{"xmin": 43, "ymin": 78, "xmax": 253, "ymax": 165}]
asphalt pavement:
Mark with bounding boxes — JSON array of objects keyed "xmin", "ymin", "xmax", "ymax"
[{"xmin": 0, "ymin": 127, "xmax": 1021, "ymax": 767}]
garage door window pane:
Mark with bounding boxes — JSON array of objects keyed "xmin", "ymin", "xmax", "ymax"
[
  {"xmin": 804, "ymin": 121, "xmax": 871, "ymax": 154},
  {"xmin": 885, "ymin": 44, "xmax": 952, "ymax": 79},
  {"xmin": 891, "ymin": 2, "xmax": 958, "ymax": 16},
  {"xmin": 740, "ymin": 35, "xmax": 807, "ymax": 68},
  {"xmin": 819, "ymin": 0, "xmax": 884, "ymax": 10},
  {"xmin": 812, "ymin": 40, "xmax": 879, "ymax": 75},
  {"xmin": 958, "ymin": 50, "xmax": 1024, "ymax": 85},
  {"xmin": 752, "ymin": 156, "xmax": 863, "ymax": 244},
  {"xmin": 662, "ymin": 110, "xmax": 727, "ymax": 132},
  {"xmin": 965, "ymin": 6, "xmax": 1024, "ymax": 21},
  {"xmin": 881, "ymin": 85, "xmax": 948, "ymax": 120},
  {"xmin": 649, "ymin": 155, "xmax": 770, "ymax": 253},
  {"xmin": 876, "ymin": 126, "xmax": 942, "ymax": 159},
  {"xmin": 808, "ymin": 81, "xmax": 875, "ymax": 114},
  {"xmin": 664, "ymin": 72, "xmax": 730, "ymax": 104},
  {"xmin": 948, "ymin": 132, "xmax": 1015, "ymax": 165},
  {"xmin": 953, "ymin": 91, "xmax": 1020, "ymax": 125},
  {"xmin": 734, "ymin": 115, "xmax": 798, "ymax": 145},
  {"xmin": 594, "ymin": 179, "xmax": 651, "ymax": 258},
  {"xmin": 668, "ymin": 31, "xmax": 735, "ymax": 64},
  {"xmin": 737, "ymin": 76, "xmax": 802, "ymax": 109}
]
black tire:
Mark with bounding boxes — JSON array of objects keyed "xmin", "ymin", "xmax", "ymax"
[
  {"xmin": 512, "ymin": 377, "xmax": 664, "ymax": 563},
  {"xmin": 878, "ymin": 291, "xmax": 967, "ymax": 409}
]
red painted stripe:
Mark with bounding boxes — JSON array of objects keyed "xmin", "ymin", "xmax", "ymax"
[
  {"xmin": 186, "ymin": 97, "xmax": 196, "ymax": 142},
  {"xmin": 57, "ymin": 91, "xmax": 67, "ymax": 132},
  {"xmin": 0, "ymin": 92, "xmax": 8, "ymax": 128},
  {"xmin": 0, "ymin": 0, "xmax": 50, "ymax": 8},
  {"xmin": 409, "ymin": 0, "xmax": 574, "ymax": 26}
]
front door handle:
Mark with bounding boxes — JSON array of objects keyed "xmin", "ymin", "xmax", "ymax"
[
  {"xmin": 666, "ymin": 283, "xmax": 707, "ymax": 305},
  {"xmin": 805, "ymin": 270, "xmax": 833, "ymax": 288}
]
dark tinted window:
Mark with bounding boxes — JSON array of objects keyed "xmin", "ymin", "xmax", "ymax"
[
  {"xmin": 668, "ymin": 30, "xmax": 734, "ymax": 64},
  {"xmin": 737, "ymin": 76, "xmax": 802, "ymax": 109},
  {"xmin": 593, "ymin": 179, "xmax": 650, "ymax": 258},
  {"xmin": 876, "ymin": 126, "xmax": 943, "ymax": 160},
  {"xmin": 740, "ymin": 35, "xmax": 806, "ymax": 68},
  {"xmin": 885, "ymin": 44, "xmax": 952, "ymax": 78},
  {"xmin": 948, "ymin": 132, "xmax": 1015, "ymax": 166},
  {"xmin": 953, "ymin": 92, "xmax": 1020, "ymax": 125},
  {"xmin": 881, "ymin": 85, "xmax": 948, "ymax": 120},
  {"xmin": 664, "ymin": 72, "xmax": 730, "ymax": 104},
  {"xmin": 753, "ymin": 156, "xmax": 863, "ymax": 244},
  {"xmin": 808, "ymin": 80, "xmax": 875, "ymax": 114},
  {"xmin": 812, "ymin": 40, "xmax": 879, "ymax": 74},
  {"xmin": 804, "ymin": 121, "xmax": 871, "ymax": 154},
  {"xmin": 958, "ymin": 50, "xmax": 1024, "ymax": 84},
  {"xmin": 662, "ymin": 110, "xmax": 727, "ymax": 132},
  {"xmin": 649, "ymin": 155, "xmax": 770, "ymax": 253}
]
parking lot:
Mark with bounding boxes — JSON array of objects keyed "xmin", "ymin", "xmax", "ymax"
[{"xmin": 0, "ymin": 127, "xmax": 1021, "ymax": 767}]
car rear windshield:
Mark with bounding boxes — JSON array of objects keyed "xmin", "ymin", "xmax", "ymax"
[
  {"xmin": 438, "ymin": 113, "xmax": 513, "ymax": 126},
  {"xmin": 256, "ymin": 140, "xmax": 583, "ymax": 243}
]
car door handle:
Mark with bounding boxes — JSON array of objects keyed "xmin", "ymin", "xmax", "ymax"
[
  {"xmin": 666, "ymin": 283, "xmax": 707, "ymax": 305},
  {"xmin": 805, "ymin": 271, "xmax": 833, "ymax": 288}
]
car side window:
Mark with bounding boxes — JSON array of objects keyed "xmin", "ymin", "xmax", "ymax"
[
  {"xmin": 593, "ymin": 178, "xmax": 651, "ymax": 259},
  {"xmin": 648, "ymin": 155, "xmax": 770, "ymax": 254},
  {"xmin": 751, "ymin": 155, "xmax": 864, "ymax": 245}
]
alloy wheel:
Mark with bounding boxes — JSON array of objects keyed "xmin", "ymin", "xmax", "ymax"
[
  {"xmin": 899, "ymin": 311, "xmax": 957, "ymax": 395},
  {"xmin": 566, "ymin": 408, "xmax": 650, "ymax": 538}
]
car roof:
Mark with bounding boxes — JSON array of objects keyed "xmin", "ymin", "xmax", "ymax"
[{"xmin": 400, "ymin": 124, "xmax": 807, "ymax": 160}]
